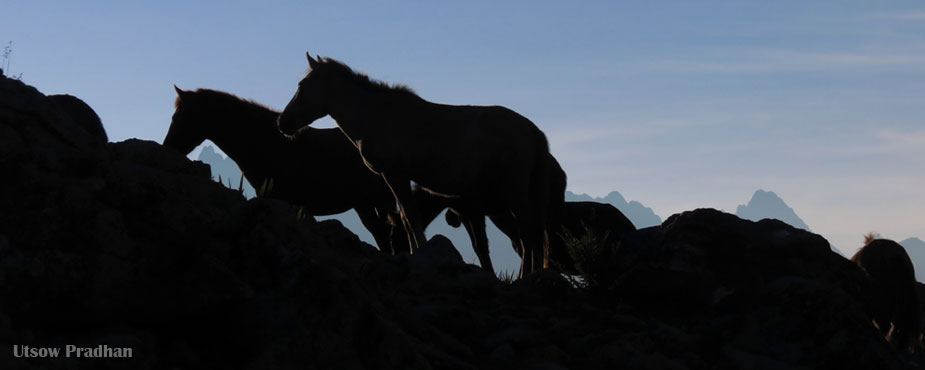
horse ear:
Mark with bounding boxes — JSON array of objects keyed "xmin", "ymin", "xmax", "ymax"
[
  {"xmin": 306, "ymin": 51, "xmax": 318, "ymax": 69},
  {"xmin": 174, "ymin": 85, "xmax": 185, "ymax": 96}
]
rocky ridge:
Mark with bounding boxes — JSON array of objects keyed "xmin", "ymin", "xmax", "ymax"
[{"xmin": 0, "ymin": 74, "xmax": 922, "ymax": 369}]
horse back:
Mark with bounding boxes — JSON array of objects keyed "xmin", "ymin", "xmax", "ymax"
[{"xmin": 394, "ymin": 103, "xmax": 550, "ymax": 201}]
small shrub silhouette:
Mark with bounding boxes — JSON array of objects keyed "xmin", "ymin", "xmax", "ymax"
[
  {"xmin": 560, "ymin": 225, "xmax": 618, "ymax": 291},
  {"xmin": 2, "ymin": 41, "xmax": 22, "ymax": 80}
]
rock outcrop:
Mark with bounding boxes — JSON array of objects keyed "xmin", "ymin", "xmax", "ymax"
[{"xmin": 1, "ymin": 74, "xmax": 922, "ymax": 369}]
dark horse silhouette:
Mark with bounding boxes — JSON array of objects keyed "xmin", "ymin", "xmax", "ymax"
[
  {"xmin": 852, "ymin": 233, "xmax": 921, "ymax": 353},
  {"xmin": 163, "ymin": 87, "xmax": 406, "ymax": 252},
  {"xmin": 444, "ymin": 200, "xmax": 635, "ymax": 275},
  {"xmin": 278, "ymin": 53, "xmax": 557, "ymax": 277},
  {"xmin": 415, "ymin": 154, "xmax": 568, "ymax": 275}
]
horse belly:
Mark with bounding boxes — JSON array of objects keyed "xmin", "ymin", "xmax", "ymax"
[{"xmin": 412, "ymin": 165, "xmax": 476, "ymax": 197}]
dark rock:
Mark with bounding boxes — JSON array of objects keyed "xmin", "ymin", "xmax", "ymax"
[
  {"xmin": 484, "ymin": 325, "xmax": 546, "ymax": 349},
  {"xmin": 511, "ymin": 269, "xmax": 575, "ymax": 303},
  {"xmin": 414, "ymin": 234, "xmax": 465, "ymax": 267},
  {"xmin": 489, "ymin": 343, "xmax": 516, "ymax": 364},
  {"xmin": 48, "ymin": 94, "xmax": 108, "ymax": 146}
]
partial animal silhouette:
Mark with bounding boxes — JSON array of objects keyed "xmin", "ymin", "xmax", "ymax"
[
  {"xmin": 443, "ymin": 200, "xmax": 635, "ymax": 275},
  {"xmin": 416, "ymin": 154, "xmax": 568, "ymax": 276},
  {"xmin": 852, "ymin": 233, "xmax": 921, "ymax": 353},
  {"xmin": 163, "ymin": 87, "xmax": 406, "ymax": 253},
  {"xmin": 278, "ymin": 53, "xmax": 560, "ymax": 277}
]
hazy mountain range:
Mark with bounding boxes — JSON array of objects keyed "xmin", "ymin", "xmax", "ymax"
[
  {"xmin": 900, "ymin": 237, "xmax": 925, "ymax": 282},
  {"xmin": 197, "ymin": 145, "xmax": 923, "ymax": 280}
]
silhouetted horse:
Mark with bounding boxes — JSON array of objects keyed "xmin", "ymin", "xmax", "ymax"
[
  {"xmin": 278, "ymin": 53, "xmax": 558, "ymax": 277},
  {"xmin": 163, "ymin": 87, "xmax": 406, "ymax": 252},
  {"xmin": 852, "ymin": 233, "xmax": 921, "ymax": 353},
  {"xmin": 413, "ymin": 154, "xmax": 567, "ymax": 275}
]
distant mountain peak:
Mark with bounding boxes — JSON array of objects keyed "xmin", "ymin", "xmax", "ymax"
[
  {"xmin": 197, "ymin": 144, "xmax": 254, "ymax": 197},
  {"xmin": 200, "ymin": 145, "xmax": 218, "ymax": 156},
  {"xmin": 601, "ymin": 191, "xmax": 628, "ymax": 204},
  {"xmin": 898, "ymin": 237, "xmax": 925, "ymax": 283},
  {"xmin": 901, "ymin": 237, "xmax": 925, "ymax": 247},
  {"xmin": 735, "ymin": 190, "xmax": 810, "ymax": 231}
]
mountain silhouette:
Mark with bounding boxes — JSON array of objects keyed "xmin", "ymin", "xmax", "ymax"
[
  {"xmin": 735, "ymin": 190, "xmax": 810, "ymax": 231},
  {"xmin": 899, "ymin": 237, "xmax": 925, "ymax": 282}
]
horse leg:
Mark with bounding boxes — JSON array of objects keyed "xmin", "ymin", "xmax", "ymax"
[
  {"xmin": 412, "ymin": 188, "xmax": 450, "ymax": 234},
  {"xmin": 382, "ymin": 173, "xmax": 426, "ymax": 252},
  {"xmin": 488, "ymin": 213, "xmax": 525, "ymax": 275},
  {"xmin": 517, "ymin": 153, "xmax": 553, "ymax": 277},
  {"xmin": 356, "ymin": 207, "xmax": 395, "ymax": 254},
  {"xmin": 387, "ymin": 214, "xmax": 410, "ymax": 254},
  {"xmin": 511, "ymin": 205, "xmax": 548, "ymax": 278},
  {"xmin": 461, "ymin": 213, "xmax": 494, "ymax": 275}
]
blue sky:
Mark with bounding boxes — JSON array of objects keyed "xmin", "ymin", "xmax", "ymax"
[{"xmin": 4, "ymin": 1, "xmax": 925, "ymax": 256}]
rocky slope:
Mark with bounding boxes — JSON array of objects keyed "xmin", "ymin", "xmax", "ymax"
[{"xmin": 1, "ymin": 74, "xmax": 922, "ymax": 369}]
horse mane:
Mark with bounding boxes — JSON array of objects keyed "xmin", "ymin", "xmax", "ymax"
[
  {"xmin": 316, "ymin": 57, "xmax": 419, "ymax": 98},
  {"xmin": 864, "ymin": 232, "xmax": 877, "ymax": 246},
  {"xmin": 175, "ymin": 88, "xmax": 278, "ymax": 113}
]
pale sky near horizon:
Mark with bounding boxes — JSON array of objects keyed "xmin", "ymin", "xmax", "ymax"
[{"xmin": 3, "ymin": 1, "xmax": 925, "ymax": 256}]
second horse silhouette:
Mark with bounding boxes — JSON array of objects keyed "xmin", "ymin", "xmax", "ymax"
[
  {"xmin": 164, "ymin": 87, "xmax": 407, "ymax": 252},
  {"xmin": 278, "ymin": 52, "xmax": 563, "ymax": 277}
]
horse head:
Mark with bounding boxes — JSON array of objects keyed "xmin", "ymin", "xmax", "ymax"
[
  {"xmin": 163, "ymin": 86, "xmax": 209, "ymax": 155},
  {"xmin": 278, "ymin": 52, "xmax": 330, "ymax": 135}
]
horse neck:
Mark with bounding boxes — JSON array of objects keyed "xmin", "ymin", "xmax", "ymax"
[
  {"xmin": 326, "ymin": 81, "xmax": 422, "ymax": 141},
  {"xmin": 203, "ymin": 105, "xmax": 290, "ymax": 183}
]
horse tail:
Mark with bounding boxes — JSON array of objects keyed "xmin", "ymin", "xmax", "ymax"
[
  {"xmin": 527, "ymin": 136, "xmax": 553, "ymax": 268},
  {"xmin": 546, "ymin": 155, "xmax": 567, "ymax": 231},
  {"xmin": 445, "ymin": 209, "xmax": 462, "ymax": 228}
]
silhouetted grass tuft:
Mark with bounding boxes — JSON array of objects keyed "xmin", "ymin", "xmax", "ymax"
[
  {"xmin": 258, "ymin": 178, "xmax": 275, "ymax": 197},
  {"xmin": 496, "ymin": 269, "xmax": 517, "ymax": 284}
]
